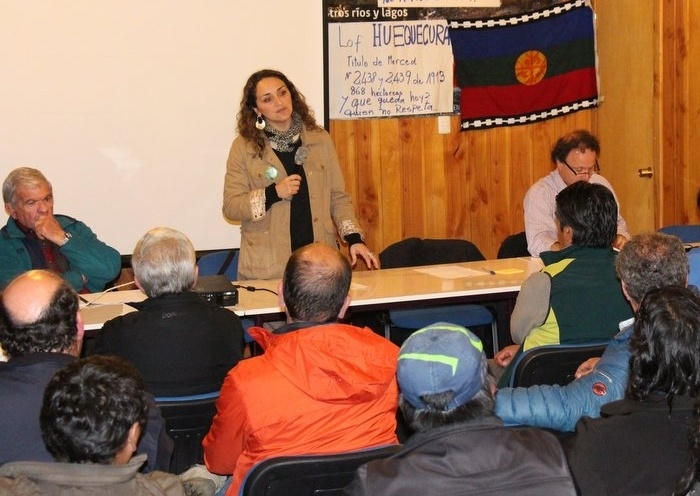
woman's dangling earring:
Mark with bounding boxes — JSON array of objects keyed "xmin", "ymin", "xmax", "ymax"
[{"xmin": 255, "ymin": 114, "xmax": 266, "ymax": 130}]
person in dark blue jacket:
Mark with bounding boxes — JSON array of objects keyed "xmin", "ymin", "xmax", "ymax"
[
  {"xmin": 0, "ymin": 270, "xmax": 172, "ymax": 472},
  {"xmin": 495, "ymin": 232, "xmax": 689, "ymax": 431}
]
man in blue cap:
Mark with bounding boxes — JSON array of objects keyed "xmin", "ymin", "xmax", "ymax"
[{"xmin": 344, "ymin": 322, "xmax": 576, "ymax": 496}]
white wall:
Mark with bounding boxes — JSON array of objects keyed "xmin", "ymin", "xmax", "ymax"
[{"xmin": 0, "ymin": 1, "xmax": 324, "ymax": 254}]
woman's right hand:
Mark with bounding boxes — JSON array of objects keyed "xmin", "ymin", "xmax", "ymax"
[{"xmin": 276, "ymin": 174, "xmax": 302, "ymax": 200}]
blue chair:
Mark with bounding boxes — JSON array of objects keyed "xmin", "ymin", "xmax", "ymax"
[
  {"xmin": 197, "ymin": 250, "xmax": 240, "ymax": 280},
  {"xmin": 379, "ymin": 238, "xmax": 499, "ymax": 355},
  {"xmin": 658, "ymin": 224, "xmax": 700, "ymax": 243},
  {"xmin": 688, "ymin": 248, "xmax": 700, "ymax": 291},
  {"xmin": 197, "ymin": 250, "xmax": 254, "ymax": 344}
]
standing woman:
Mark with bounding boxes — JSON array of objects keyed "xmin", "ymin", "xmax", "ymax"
[{"xmin": 223, "ymin": 69, "xmax": 378, "ymax": 280}]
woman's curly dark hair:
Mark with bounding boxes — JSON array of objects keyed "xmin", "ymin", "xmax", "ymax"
[{"xmin": 236, "ymin": 69, "xmax": 321, "ymax": 157}]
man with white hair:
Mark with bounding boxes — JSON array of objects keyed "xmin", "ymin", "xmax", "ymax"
[
  {"xmin": 0, "ymin": 167, "xmax": 121, "ymax": 292},
  {"xmin": 89, "ymin": 227, "xmax": 244, "ymax": 397}
]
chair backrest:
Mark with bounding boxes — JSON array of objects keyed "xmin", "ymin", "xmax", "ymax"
[
  {"xmin": 379, "ymin": 238, "xmax": 485, "ymax": 269},
  {"xmin": 156, "ymin": 394, "xmax": 219, "ymax": 474},
  {"xmin": 197, "ymin": 250, "xmax": 239, "ymax": 280},
  {"xmin": 508, "ymin": 342, "xmax": 609, "ymax": 388},
  {"xmin": 689, "ymin": 248, "xmax": 700, "ymax": 290},
  {"xmin": 658, "ymin": 224, "xmax": 700, "ymax": 243},
  {"xmin": 497, "ymin": 231, "xmax": 529, "ymax": 259},
  {"xmin": 240, "ymin": 445, "xmax": 403, "ymax": 496}
]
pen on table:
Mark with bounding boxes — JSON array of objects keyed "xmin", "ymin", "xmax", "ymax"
[{"xmin": 480, "ymin": 268, "xmax": 496, "ymax": 275}]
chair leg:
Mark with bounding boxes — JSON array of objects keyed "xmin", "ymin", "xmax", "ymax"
[{"xmin": 491, "ymin": 321, "xmax": 499, "ymax": 355}]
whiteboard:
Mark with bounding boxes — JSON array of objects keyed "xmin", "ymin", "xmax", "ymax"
[{"xmin": 0, "ymin": 0, "xmax": 324, "ymax": 254}]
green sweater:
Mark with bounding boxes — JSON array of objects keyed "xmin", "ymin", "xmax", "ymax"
[{"xmin": 525, "ymin": 245, "xmax": 632, "ymax": 349}]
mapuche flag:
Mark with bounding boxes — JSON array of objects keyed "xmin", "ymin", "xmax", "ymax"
[{"xmin": 448, "ymin": 0, "xmax": 599, "ymax": 130}]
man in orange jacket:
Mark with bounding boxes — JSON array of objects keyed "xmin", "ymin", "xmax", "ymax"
[{"xmin": 202, "ymin": 243, "xmax": 399, "ymax": 495}]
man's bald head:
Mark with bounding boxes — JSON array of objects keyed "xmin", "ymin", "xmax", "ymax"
[
  {"xmin": 282, "ymin": 243, "xmax": 352, "ymax": 323},
  {"xmin": 3, "ymin": 270, "xmax": 64, "ymax": 324},
  {"xmin": 0, "ymin": 270, "xmax": 81, "ymax": 358}
]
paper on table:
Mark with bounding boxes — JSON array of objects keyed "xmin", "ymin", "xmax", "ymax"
[
  {"xmin": 79, "ymin": 289, "xmax": 145, "ymax": 307},
  {"xmin": 414, "ymin": 266, "xmax": 486, "ymax": 279},
  {"xmin": 414, "ymin": 265, "xmax": 524, "ymax": 278},
  {"xmin": 80, "ymin": 303, "xmax": 137, "ymax": 328}
]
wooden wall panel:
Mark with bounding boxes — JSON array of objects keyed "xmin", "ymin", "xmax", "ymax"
[
  {"xmin": 659, "ymin": 0, "xmax": 700, "ymax": 227},
  {"xmin": 330, "ymin": 0, "xmax": 700, "ymax": 264},
  {"xmin": 331, "ymin": 111, "xmax": 595, "ymax": 260},
  {"xmin": 686, "ymin": 0, "xmax": 700, "ymax": 223},
  {"xmin": 658, "ymin": 0, "xmax": 677, "ymax": 227},
  {"xmin": 661, "ymin": 0, "xmax": 683, "ymax": 224},
  {"xmin": 377, "ymin": 119, "xmax": 403, "ymax": 247}
]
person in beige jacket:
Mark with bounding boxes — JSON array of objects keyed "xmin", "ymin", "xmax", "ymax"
[{"xmin": 222, "ymin": 69, "xmax": 377, "ymax": 280}]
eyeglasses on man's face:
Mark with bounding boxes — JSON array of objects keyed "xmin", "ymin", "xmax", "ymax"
[{"xmin": 561, "ymin": 159, "xmax": 600, "ymax": 177}]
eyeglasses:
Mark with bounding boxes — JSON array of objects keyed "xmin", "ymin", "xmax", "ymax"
[{"xmin": 562, "ymin": 159, "xmax": 600, "ymax": 176}]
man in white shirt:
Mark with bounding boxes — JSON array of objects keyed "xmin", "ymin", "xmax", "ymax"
[{"xmin": 524, "ymin": 130, "xmax": 629, "ymax": 257}]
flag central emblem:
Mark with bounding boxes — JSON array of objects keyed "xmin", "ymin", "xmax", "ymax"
[{"xmin": 515, "ymin": 50, "xmax": 547, "ymax": 86}]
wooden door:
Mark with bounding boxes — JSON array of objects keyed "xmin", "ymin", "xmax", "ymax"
[{"xmin": 593, "ymin": 0, "xmax": 657, "ymax": 234}]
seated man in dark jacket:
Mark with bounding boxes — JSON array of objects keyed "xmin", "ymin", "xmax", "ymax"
[
  {"xmin": 0, "ymin": 355, "xmax": 185, "ymax": 495},
  {"xmin": 344, "ymin": 322, "xmax": 576, "ymax": 496},
  {"xmin": 0, "ymin": 270, "xmax": 171, "ymax": 472},
  {"xmin": 90, "ymin": 227, "xmax": 244, "ymax": 397}
]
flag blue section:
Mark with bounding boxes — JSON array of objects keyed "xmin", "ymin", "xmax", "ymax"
[{"xmin": 450, "ymin": 5, "xmax": 594, "ymax": 61}]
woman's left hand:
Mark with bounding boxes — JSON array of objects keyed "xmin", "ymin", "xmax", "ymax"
[{"xmin": 350, "ymin": 243, "xmax": 379, "ymax": 269}]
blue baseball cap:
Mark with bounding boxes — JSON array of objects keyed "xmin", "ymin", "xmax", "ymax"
[{"xmin": 397, "ymin": 322, "xmax": 488, "ymax": 411}]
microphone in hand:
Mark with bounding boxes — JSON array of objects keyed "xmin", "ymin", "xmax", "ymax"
[{"xmin": 294, "ymin": 146, "xmax": 308, "ymax": 166}]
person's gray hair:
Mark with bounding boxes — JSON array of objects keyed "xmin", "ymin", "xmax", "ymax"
[
  {"xmin": 131, "ymin": 227, "xmax": 196, "ymax": 298},
  {"xmin": 2, "ymin": 167, "xmax": 51, "ymax": 206},
  {"xmin": 615, "ymin": 232, "xmax": 688, "ymax": 303}
]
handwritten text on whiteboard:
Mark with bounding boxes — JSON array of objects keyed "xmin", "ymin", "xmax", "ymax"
[{"xmin": 328, "ymin": 19, "xmax": 454, "ymax": 119}]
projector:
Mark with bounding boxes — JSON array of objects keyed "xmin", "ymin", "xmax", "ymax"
[{"xmin": 193, "ymin": 275, "xmax": 238, "ymax": 307}]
